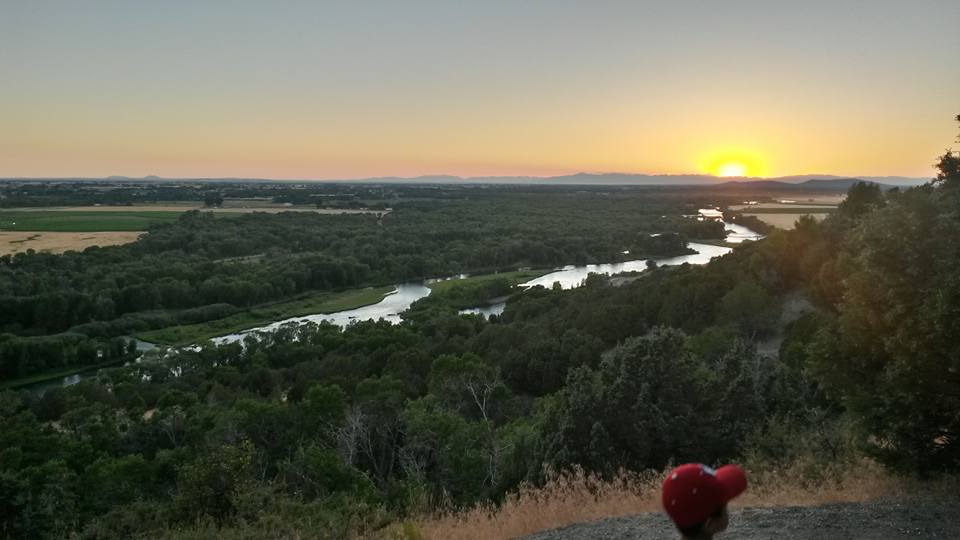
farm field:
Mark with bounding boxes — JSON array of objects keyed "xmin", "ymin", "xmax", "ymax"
[
  {"xmin": 742, "ymin": 212, "xmax": 830, "ymax": 229},
  {"xmin": 0, "ymin": 210, "xmax": 190, "ymax": 231},
  {"xmin": 0, "ymin": 206, "xmax": 386, "ymax": 233},
  {"xmin": 729, "ymin": 203, "xmax": 838, "ymax": 211},
  {"xmin": 8, "ymin": 204, "xmax": 386, "ymax": 214},
  {"xmin": 731, "ymin": 200, "xmax": 839, "ymax": 230},
  {"xmin": 734, "ymin": 207, "xmax": 837, "ymax": 214},
  {"xmin": 0, "ymin": 231, "xmax": 143, "ymax": 255}
]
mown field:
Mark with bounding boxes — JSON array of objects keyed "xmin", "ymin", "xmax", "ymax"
[
  {"xmin": 742, "ymin": 213, "xmax": 831, "ymax": 229},
  {"xmin": 137, "ymin": 286, "xmax": 396, "ymax": 345},
  {"xmin": 0, "ymin": 231, "xmax": 144, "ymax": 256},
  {"xmin": 0, "ymin": 210, "xmax": 194, "ymax": 232},
  {"xmin": 733, "ymin": 207, "xmax": 838, "ymax": 214},
  {"xmin": 730, "ymin": 203, "xmax": 839, "ymax": 230}
]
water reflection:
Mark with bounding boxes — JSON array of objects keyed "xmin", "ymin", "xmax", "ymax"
[
  {"xmin": 25, "ymin": 373, "xmax": 83, "ymax": 397},
  {"xmin": 215, "ymin": 222, "xmax": 762, "ymax": 340},
  {"xmin": 213, "ymin": 283, "xmax": 431, "ymax": 345},
  {"xmin": 520, "ymin": 242, "xmax": 733, "ymax": 290},
  {"xmin": 459, "ymin": 303, "xmax": 506, "ymax": 318},
  {"xmin": 724, "ymin": 222, "xmax": 764, "ymax": 243}
]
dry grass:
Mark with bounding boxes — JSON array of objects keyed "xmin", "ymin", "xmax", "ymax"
[
  {"xmin": 407, "ymin": 460, "xmax": 936, "ymax": 540},
  {"xmin": 0, "ymin": 231, "xmax": 142, "ymax": 255}
]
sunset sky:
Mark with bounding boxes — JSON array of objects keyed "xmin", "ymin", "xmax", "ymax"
[{"xmin": 3, "ymin": 1, "xmax": 959, "ymax": 180}]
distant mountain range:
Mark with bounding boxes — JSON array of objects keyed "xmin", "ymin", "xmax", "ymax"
[
  {"xmin": 7, "ymin": 173, "xmax": 930, "ymax": 190},
  {"xmin": 714, "ymin": 178, "xmax": 920, "ymax": 191}
]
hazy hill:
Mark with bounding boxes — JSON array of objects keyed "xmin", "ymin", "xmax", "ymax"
[
  {"xmin": 715, "ymin": 178, "xmax": 912, "ymax": 191},
  {"xmin": 312, "ymin": 173, "xmax": 929, "ymax": 187},
  {"xmin": 4, "ymin": 173, "xmax": 930, "ymax": 188}
]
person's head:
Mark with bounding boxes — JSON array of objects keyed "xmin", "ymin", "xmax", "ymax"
[{"xmin": 662, "ymin": 463, "xmax": 747, "ymax": 539}]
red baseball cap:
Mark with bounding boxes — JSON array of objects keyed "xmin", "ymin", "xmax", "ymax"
[{"xmin": 662, "ymin": 463, "xmax": 747, "ymax": 528}]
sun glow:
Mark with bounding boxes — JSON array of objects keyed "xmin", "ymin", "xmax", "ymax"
[
  {"xmin": 700, "ymin": 149, "xmax": 768, "ymax": 178},
  {"xmin": 717, "ymin": 162, "xmax": 748, "ymax": 177}
]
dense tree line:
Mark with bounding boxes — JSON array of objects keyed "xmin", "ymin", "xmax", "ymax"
[
  {"xmin": 1, "ymin": 189, "xmax": 733, "ymax": 379},
  {"xmin": 0, "ymin": 186, "xmax": 842, "ymax": 537},
  {"xmin": 0, "ymin": 334, "xmax": 135, "ymax": 381},
  {"xmin": 0, "ymin": 180, "xmax": 395, "ymax": 208}
]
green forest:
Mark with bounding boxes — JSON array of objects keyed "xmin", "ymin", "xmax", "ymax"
[
  {"xmin": 0, "ymin": 187, "xmax": 732, "ymax": 382},
  {"xmin": 1, "ymin": 124, "xmax": 958, "ymax": 538}
]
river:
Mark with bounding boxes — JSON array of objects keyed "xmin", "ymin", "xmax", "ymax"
[
  {"xmin": 27, "ymin": 219, "xmax": 761, "ymax": 392},
  {"xmin": 212, "ymin": 220, "xmax": 762, "ymax": 344},
  {"xmin": 210, "ymin": 283, "xmax": 432, "ymax": 345},
  {"xmin": 517, "ymin": 241, "xmax": 731, "ymax": 290}
]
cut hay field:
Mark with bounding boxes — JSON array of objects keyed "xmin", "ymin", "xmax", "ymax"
[
  {"xmin": 0, "ymin": 231, "xmax": 143, "ymax": 255},
  {"xmin": 0, "ymin": 204, "xmax": 389, "ymax": 254},
  {"xmin": 730, "ymin": 206, "xmax": 838, "ymax": 213},
  {"xmin": 742, "ymin": 213, "xmax": 830, "ymax": 229},
  {"xmin": 730, "ymin": 201, "xmax": 838, "ymax": 230},
  {"xmin": 729, "ymin": 203, "xmax": 838, "ymax": 211}
]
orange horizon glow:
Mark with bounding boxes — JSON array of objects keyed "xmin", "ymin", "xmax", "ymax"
[{"xmin": 3, "ymin": 3, "xmax": 957, "ymax": 180}]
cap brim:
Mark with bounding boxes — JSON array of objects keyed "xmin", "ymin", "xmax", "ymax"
[{"xmin": 716, "ymin": 465, "xmax": 747, "ymax": 501}]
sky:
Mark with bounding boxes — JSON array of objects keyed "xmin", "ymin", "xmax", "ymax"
[{"xmin": 2, "ymin": 1, "xmax": 959, "ymax": 180}]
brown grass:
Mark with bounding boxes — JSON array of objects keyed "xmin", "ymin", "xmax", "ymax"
[
  {"xmin": 407, "ymin": 460, "xmax": 936, "ymax": 540},
  {"xmin": 0, "ymin": 231, "xmax": 142, "ymax": 255}
]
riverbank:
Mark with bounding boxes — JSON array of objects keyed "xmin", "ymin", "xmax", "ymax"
[
  {"xmin": 427, "ymin": 269, "xmax": 551, "ymax": 295},
  {"xmin": 136, "ymin": 271, "xmax": 552, "ymax": 346},
  {"xmin": 136, "ymin": 286, "xmax": 395, "ymax": 346},
  {"xmin": 687, "ymin": 237, "xmax": 737, "ymax": 247},
  {"xmin": 0, "ymin": 356, "xmax": 130, "ymax": 391},
  {"xmin": 141, "ymin": 225, "xmax": 760, "ymax": 346}
]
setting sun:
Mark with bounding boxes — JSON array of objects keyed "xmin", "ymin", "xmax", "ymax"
[
  {"xmin": 717, "ymin": 162, "xmax": 748, "ymax": 177},
  {"xmin": 700, "ymin": 148, "xmax": 767, "ymax": 178}
]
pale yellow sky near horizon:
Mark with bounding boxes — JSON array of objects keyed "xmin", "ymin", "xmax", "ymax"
[{"xmin": 2, "ymin": 2, "xmax": 958, "ymax": 180}]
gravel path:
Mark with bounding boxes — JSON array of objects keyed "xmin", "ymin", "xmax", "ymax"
[{"xmin": 523, "ymin": 496, "xmax": 960, "ymax": 539}]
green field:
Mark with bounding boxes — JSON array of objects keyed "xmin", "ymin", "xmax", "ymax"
[
  {"xmin": 426, "ymin": 269, "xmax": 550, "ymax": 292},
  {"xmin": 0, "ymin": 211, "xmax": 183, "ymax": 231},
  {"xmin": 137, "ymin": 286, "xmax": 395, "ymax": 345},
  {"xmin": 0, "ymin": 210, "xmax": 243, "ymax": 232},
  {"xmin": 733, "ymin": 207, "xmax": 838, "ymax": 214}
]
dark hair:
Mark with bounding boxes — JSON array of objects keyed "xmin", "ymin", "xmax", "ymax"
[{"xmin": 677, "ymin": 504, "xmax": 726, "ymax": 539}]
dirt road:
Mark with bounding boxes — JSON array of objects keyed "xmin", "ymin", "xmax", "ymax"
[{"xmin": 523, "ymin": 495, "xmax": 959, "ymax": 539}]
